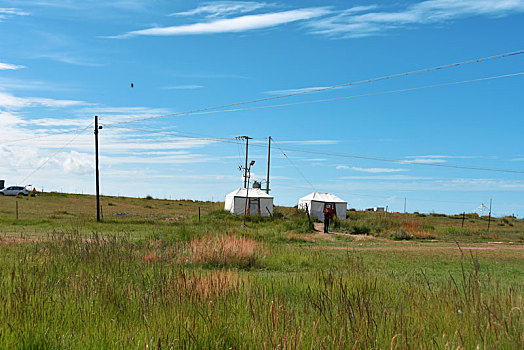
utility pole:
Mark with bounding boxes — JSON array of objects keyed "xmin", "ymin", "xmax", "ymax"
[
  {"xmin": 404, "ymin": 197, "xmax": 407, "ymax": 214},
  {"xmin": 266, "ymin": 136, "xmax": 271, "ymax": 194},
  {"xmin": 487, "ymin": 198, "xmax": 492, "ymax": 231},
  {"xmin": 240, "ymin": 136, "xmax": 252, "ymax": 188},
  {"xmin": 94, "ymin": 115, "xmax": 102, "ymax": 222}
]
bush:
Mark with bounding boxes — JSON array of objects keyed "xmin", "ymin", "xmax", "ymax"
[
  {"xmin": 390, "ymin": 229, "xmax": 412, "ymax": 240},
  {"xmin": 351, "ymin": 225, "xmax": 371, "ymax": 235}
]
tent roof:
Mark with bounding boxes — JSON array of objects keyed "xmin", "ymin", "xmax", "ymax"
[
  {"xmin": 225, "ymin": 188, "xmax": 274, "ymax": 199},
  {"xmin": 298, "ymin": 192, "xmax": 347, "ymax": 203}
]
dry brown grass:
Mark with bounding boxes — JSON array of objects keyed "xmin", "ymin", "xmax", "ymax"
[
  {"xmin": 401, "ymin": 221, "xmax": 438, "ymax": 239},
  {"xmin": 181, "ymin": 234, "xmax": 263, "ymax": 267},
  {"xmin": 172, "ymin": 269, "xmax": 247, "ymax": 300}
]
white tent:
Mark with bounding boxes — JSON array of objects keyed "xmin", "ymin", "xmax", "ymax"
[
  {"xmin": 224, "ymin": 188, "xmax": 274, "ymax": 217},
  {"xmin": 298, "ymin": 192, "xmax": 347, "ymax": 220}
]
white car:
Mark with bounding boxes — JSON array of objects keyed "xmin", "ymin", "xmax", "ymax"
[{"xmin": 0, "ymin": 186, "xmax": 29, "ymax": 196}]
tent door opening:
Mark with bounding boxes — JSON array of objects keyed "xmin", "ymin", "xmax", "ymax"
[
  {"xmin": 249, "ymin": 198, "xmax": 260, "ymax": 215},
  {"xmin": 324, "ymin": 203, "xmax": 336, "ymax": 217}
]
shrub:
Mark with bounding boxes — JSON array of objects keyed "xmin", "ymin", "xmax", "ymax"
[
  {"xmin": 351, "ymin": 224, "xmax": 371, "ymax": 235},
  {"xmin": 390, "ymin": 229, "xmax": 412, "ymax": 240}
]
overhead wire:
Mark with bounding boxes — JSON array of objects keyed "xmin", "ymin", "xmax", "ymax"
[
  {"xmin": 175, "ymin": 71, "xmax": 524, "ymax": 118},
  {"xmin": 18, "ymin": 123, "xmax": 94, "ymax": 185},
  {"xmin": 271, "ymin": 138, "xmax": 317, "ymax": 191},
  {"xmin": 108, "ymin": 124, "xmax": 524, "ymax": 175},
  {"xmin": 102, "ymin": 49, "xmax": 524, "ymax": 127},
  {"xmin": 4, "ymin": 70, "xmax": 522, "ymax": 147}
]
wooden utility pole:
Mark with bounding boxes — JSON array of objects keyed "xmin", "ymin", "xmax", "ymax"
[
  {"xmin": 487, "ymin": 199, "xmax": 492, "ymax": 231},
  {"xmin": 404, "ymin": 197, "xmax": 407, "ymax": 214},
  {"xmin": 266, "ymin": 136, "xmax": 271, "ymax": 194},
  {"xmin": 94, "ymin": 115, "xmax": 101, "ymax": 222}
]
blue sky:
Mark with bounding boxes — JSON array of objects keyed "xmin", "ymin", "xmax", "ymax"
[{"xmin": 1, "ymin": 0, "xmax": 524, "ymax": 216}]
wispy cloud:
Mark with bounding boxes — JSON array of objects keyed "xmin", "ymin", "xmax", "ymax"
[
  {"xmin": 116, "ymin": 8, "xmax": 329, "ymax": 38},
  {"xmin": 163, "ymin": 85, "xmax": 204, "ymax": 90},
  {"xmin": 0, "ymin": 8, "xmax": 29, "ymax": 20},
  {"xmin": 170, "ymin": 1, "xmax": 270, "ymax": 18},
  {"xmin": 401, "ymin": 158, "xmax": 446, "ymax": 164},
  {"xmin": 34, "ymin": 52, "xmax": 104, "ymax": 67},
  {"xmin": 350, "ymin": 167, "xmax": 408, "ymax": 173},
  {"xmin": 0, "ymin": 92, "xmax": 85, "ymax": 109},
  {"xmin": 339, "ymin": 175, "xmax": 432, "ymax": 181},
  {"xmin": 309, "ymin": 0, "xmax": 524, "ymax": 38},
  {"xmin": 0, "ymin": 62, "xmax": 25, "ymax": 70},
  {"xmin": 271, "ymin": 140, "xmax": 339, "ymax": 145},
  {"xmin": 5, "ymin": 1, "xmax": 146, "ymax": 11},
  {"xmin": 401, "ymin": 154, "xmax": 479, "ymax": 164},
  {"xmin": 265, "ymin": 86, "xmax": 332, "ymax": 95}
]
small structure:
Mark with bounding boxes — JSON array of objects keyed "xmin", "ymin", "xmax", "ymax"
[
  {"xmin": 0, "ymin": 180, "xmax": 4, "ymax": 190},
  {"xmin": 366, "ymin": 207, "xmax": 385, "ymax": 212},
  {"xmin": 298, "ymin": 192, "xmax": 347, "ymax": 220},
  {"xmin": 224, "ymin": 188, "xmax": 274, "ymax": 217}
]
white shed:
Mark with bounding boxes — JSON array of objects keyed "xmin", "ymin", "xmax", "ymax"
[
  {"xmin": 298, "ymin": 192, "xmax": 347, "ymax": 220},
  {"xmin": 224, "ymin": 188, "xmax": 274, "ymax": 217}
]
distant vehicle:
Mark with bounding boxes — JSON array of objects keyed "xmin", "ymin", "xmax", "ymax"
[{"xmin": 0, "ymin": 186, "xmax": 29, "ymax": 196}]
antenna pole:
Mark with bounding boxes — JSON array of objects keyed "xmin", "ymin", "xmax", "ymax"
[
  {"xmin": 241, "ymin": 136, "xmax": 252, "ymax": 188},
  {"xmin": 94, "ymin": 115, "xmax": 101, "ymax": 222},
  {"xmin": 487, "ymin": 198, "xmax": 492, "ymax": 231},
  {"xmin": 266, "ymin": 136, "xmax": 271, "ymax": 194}
]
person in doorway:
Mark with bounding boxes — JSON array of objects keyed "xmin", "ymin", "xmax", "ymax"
[{"xmin": 323, "ymin": 205, "xmax": 333, "ymax": 233}]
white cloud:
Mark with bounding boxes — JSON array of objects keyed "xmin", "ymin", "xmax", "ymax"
[
  {"xmin": 0, "ymin": 62, "xmax": 25, "ymax": 70},
  {"xmin": 309, "ymin": 0, "xmax": 524, "ymax": 38},
  {"xmin": 34, "ymin": 52, "xmax": 104, "ymax": 67},
  {"xmin": 0, "ymin": 92, "xmax": 85, "ymax": 109},
  {"xmin": 54, "ymin": 151, "xmax": 94, "ymax": 175},
  {"xmin": 118, "ymin": 8, "xmax": 329, "ymax": 37},
  {"xmin": 350, "ymin": 167, "xmax": 408, "ymax": 173},
  {"xmin": 336, "ymin": 165, "xmax": 349, "ymax": 170},
  {"xmin": 0, "ymin": 8, "xmax": 29, "ymax": 20},
  {"xmin": 339, "ymin": 175, "xmax": 432, "ymax": 181},
  {"xmin": 164, "ymin": 85, "xmax": 204, "ymax": 90},
  {"xmin": 265, "ymin": 86, "xmax": 332, "ymax": 95},
  {"xmin": 171, "ymin": 1, "xmax": 270, "ymax": 18},
  {"xmin": 400, "ymin": 158, "xmax": 446, "ymax": 164}
]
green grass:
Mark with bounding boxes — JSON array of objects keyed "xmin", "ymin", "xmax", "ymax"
[{"xmin": 0, "ymin": 193, "xmax": 522, "ymax": 348}]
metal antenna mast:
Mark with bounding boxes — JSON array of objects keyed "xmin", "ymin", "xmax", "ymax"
[
  {"xmin": 240, "ymin": 136, "xmax": 252, "ymax": 188},
  {"xmin": 266, "ymin": 136, "xmax": 271, "ymax": 194},
  {"xmin": 94, "ymin": 115, "xmax": 102, "ymax": 222}
]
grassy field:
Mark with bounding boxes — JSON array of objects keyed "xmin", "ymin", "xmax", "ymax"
[{"xmin": 0, "ymin": 193, "xmax": 522, "ymax": 348}]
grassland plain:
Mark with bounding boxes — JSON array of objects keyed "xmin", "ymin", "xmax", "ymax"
[{"xmin": 0, "ymin": 193, "xmax": 522, "ymax": 348}]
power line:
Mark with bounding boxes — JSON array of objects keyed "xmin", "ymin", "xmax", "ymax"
[
  {"xmin": 103, "ymin": 49, "xmax": 524, "ymax": 127},
  {"xmin": 4, "ymin": 69, "xmax": 522, "ymax": 149},
  {"xmin": 179, "ymin": 71, "xmax": 524, "ymax": 118},
  {"xmin": 0, "ymin": 125, "xmax": 94, "ymax": 145},
  {"xmin": 272, "ymin": 146, "xmax": 524, "ymax": 174},
  {"xmin": 18, "ymin": 123, "xmax": 94, "ymax": 185},
  {"xmin": 271, "ymin": 138, "xmax": 317, "ymax": 191},
  {"xmin": 109, "ymin": 125, "xmax": 524, "ymax": 175}
]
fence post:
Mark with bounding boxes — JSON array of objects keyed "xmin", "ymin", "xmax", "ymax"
[
  {"xmin": 461, "ymin": 212, "xmax": 465, "ymax": 228},
  {"xmin": 16, "ymin": 201, "xmax": 19, "ymax": 220},
  {"xmin": 198, "ymin": 206, "xmax": 201, "ymax": 223},
  {"xmin": 304, "ymin": 203, "xmax": 313, "ymax": 229}
]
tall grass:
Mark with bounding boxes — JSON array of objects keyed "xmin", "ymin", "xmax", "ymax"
[{"xmin": 0, "ymin": 233, "xmax": 521, "ymax": 348}]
